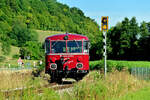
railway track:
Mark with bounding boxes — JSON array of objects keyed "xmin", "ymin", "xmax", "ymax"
[{"xmin": 1, "ymin": 79, "xmax": 75, "ymax": 97}]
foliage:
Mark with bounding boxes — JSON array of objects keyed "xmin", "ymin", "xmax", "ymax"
[
  {"xmin": 0, "ymin": 56, "xmax": 6, "ymax": 62},
  {"xmin": 8, "ymin": 20, "xmax": 38, "ymax": 46},
  {"xmin": 12, "ymin": 54, "xmax": 20, "ymax": 59},
  {"xmin": 107, "ymin": 17, "xmax": 150, "ymax": 61},
  {"xmin": 0, "ymin": 34, "xmax": 11, "ymax": 55},
  {"xmin": 0, "ymin": 0, "xmax": 101, "ymax": 60},
  {"xmin": 0, "ymin": 0, "xmax": 99, "ymax": 41},
  {"xmin": 20, "ymin": 41, "xmax": 44, "ymax": 60}
]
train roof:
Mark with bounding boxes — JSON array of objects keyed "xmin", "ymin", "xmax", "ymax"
[{"xmin": 45, "ymin": 33, "xmax": 89, "ymax": 41}]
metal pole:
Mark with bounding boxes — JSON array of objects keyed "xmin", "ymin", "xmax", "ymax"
[{"xmin": 103, "ymin": 31, "xmax": 107, "ymax": 77}]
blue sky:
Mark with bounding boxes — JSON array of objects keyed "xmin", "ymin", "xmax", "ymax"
[{"xmin": 57, "ymin": 0, "xmax": 150, "ymax": 27}]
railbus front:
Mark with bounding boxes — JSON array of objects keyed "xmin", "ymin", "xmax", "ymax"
[{"xmin": 45, "ymin": 33, "xmax": 90, "ymax": 82}]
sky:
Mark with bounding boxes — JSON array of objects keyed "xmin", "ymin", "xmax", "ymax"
[{"xmin": 57, "ymin": 0, "xmax": 150, "ymax": 27}]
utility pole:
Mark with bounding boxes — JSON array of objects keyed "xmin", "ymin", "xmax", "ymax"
[
  {"xmin": 103, "ymin": 31, "xmax": 107, "ymax": 76},
  {"xmin": 101, "ymin": 16, "xmax": 108, "ymax": 77}
]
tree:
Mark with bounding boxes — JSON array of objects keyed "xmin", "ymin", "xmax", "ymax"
[
  {"xmin": 136, "ymin": 22, "xmax": 150, "ymax": 60},
  {"xmin": 127, "ymin": 17, "xmax": 139, "ymax": 60},
  {"xmin": 20, "ymin": 41, "xmax": 44, "ymax": 60},
  {"xmin": 1, "ymin": 35, "xmax": 11, "ymax": 55},
  {"xmin": 108, "ymin": 17, "xmax": 140, "ymax": 60},
  {"xmin": 8, "ymin": 17, "xmax": 38, "ymax": 46}
]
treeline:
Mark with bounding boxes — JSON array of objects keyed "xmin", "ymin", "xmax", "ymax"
[
  {"xmin": 0, "ymin": 0, "xmax": 100, "ymax": 59},
  {"xmin": 107, "ymin": 17, "xmax": 150, "ymax": 61}
]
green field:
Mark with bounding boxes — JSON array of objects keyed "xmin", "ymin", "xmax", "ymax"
[{"xmin": 90, "ymin": 60, "xmax": 150, "ymax": 71}]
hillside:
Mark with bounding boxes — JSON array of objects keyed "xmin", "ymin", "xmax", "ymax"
[
  {"xmin": 0, "ymin": 0, "xmax": 102, "ymax": 60},
  {"xmin": 0, "ymin": 0, "xmax": 100, "ymax": 41}
]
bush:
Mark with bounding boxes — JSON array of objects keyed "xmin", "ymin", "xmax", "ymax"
[
  {"xmin": 89, "ymin": 60, "xmax": 114, "ymax": 72},
  {"xmin": 116, "ymin": 64, "xmax": 125, "ymax": 71},
  {"xmin": 20, "ymin": 41, "xmax": 44, "ymax": 60},
  {"xmin": 8, "ymin": 21, "xmax": 38, "ymax": 47},
  {"xmin": 12, "ymin": 54, "xmax": 20, "ymax": 59},
  {"xmin": 0, "ymin": 56, "xmax": 6, "ymax": 62}
]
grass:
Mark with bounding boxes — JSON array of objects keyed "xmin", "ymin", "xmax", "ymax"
[
  {"xmin": 0, "ymin": 69, "xmax": 32, "ymax": 90},
  {"xmin": 89, "ymin": 60, "xmax": 150, "ymax": 71},
  {"xmin": 0, "ymin": 43, "xmax": 20, "ymax": 59},
  {"xmin": 0, "ymin": 69, "xmax": 57, "ymax": 100},
  {"xmin": 113, "ymin": 87, "xmax": 150, "ymax": 100},
  {"xmin": 0, "ymin": 59, "xmax": 39, "ymax": 68},
  {"xmin": 0, "ymin": 43, "xmax": 21, "ymax": 68},
  {"xmin": 0, "ymin": 70, "xmax": 150, "ymax": 100},
  {"xmin": 63, "ymin": 71, "xmax": 150, "ymax": 100},
  {"xmin": 0, "ymin": 69, "xmax": 48, "ymax": 90}
]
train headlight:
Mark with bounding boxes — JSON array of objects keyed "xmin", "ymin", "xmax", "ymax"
[
  {"xmin": 76, "ymin": 63, "xmax": 83, "ymax": 69},
  {"xmin": 50, "ymin": 63, "xmax": 57, "ymax": 70}
]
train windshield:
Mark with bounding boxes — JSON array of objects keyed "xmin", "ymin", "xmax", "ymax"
[
  {"xmin": 46, "ymin": 40, "xmax": 89, "ymax": 54},
  {"xmin": 51, "ymin": 41, "xmax": 66, "ymax": 53},
  {"xmin": 67, "ymin": 41, "xmax": 82, "ymax": 53}
]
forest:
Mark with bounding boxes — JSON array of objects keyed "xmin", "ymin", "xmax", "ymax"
[{"xmin": 0, "ymin": 0, "xmax": 150, "ymax": 61}]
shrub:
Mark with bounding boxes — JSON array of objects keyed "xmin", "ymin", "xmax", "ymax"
[
  {"xmin": 116, "ymin": 64, "xmax": 125, "ymax": 71},
  {"xmin": 0, "ymin": 56, "xmax": 6, "ymax": 62},
  {"xmin": 12, "ymin": 54, "xmax": 20, "ymax": 59},
  {"xmin": 89, "ymin": 60, "xmax": 114, "ymax": 72}
]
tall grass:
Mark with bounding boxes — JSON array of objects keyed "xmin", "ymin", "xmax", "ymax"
[
  {"xmin": 113, "ymin": 87, "xmax": 150, "ymax": 100},
  {"xmin": 0, "ymin": 67, "xmax": 150, "ymax": 99},
  {"xmin": 0, "ymin": 69, "xmax": 48, "ymax": 90},
  {"xmin": 63, "ymin": 71, "xmax": 150, "ymax": 100},
  {"xmin": 0, "ymin": 70, "xmax": 150, "ymax": 100}
]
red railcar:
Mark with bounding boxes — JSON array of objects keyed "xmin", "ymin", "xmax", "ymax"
[{"xmin": 45, "ymin": 33, "xmax": 89, "ymax": 82}]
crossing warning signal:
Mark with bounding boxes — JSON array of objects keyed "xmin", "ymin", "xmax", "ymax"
[{"xmin": 101, "ymin": 16, "xmax": 108, "ymax": 31}]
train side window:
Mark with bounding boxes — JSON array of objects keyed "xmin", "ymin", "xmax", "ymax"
[
  {"xmin": 83, "ymin": 41, "xmax": 89, "ymax": 53},
  {"xmin": 45, "ymin": 40, "xmax": 50, "ymax": 54}
]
